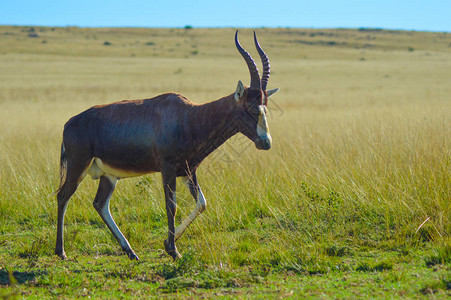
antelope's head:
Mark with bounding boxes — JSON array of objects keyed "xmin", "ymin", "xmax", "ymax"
[{"xmin": 234, "ymin": 31, "xmax": 279, "ymax": 150}]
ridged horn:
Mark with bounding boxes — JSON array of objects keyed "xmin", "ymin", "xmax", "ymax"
[
  {"xmin": 253, "ymin": 32, "xmax": 270, "ymax": 91},
  {"xmin": 235, "ymin": 30, "xmax": 261, "ymax": 90}
]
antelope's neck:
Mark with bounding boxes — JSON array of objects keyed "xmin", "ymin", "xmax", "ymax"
[{"xmin": 188, "ymin": 94, "xmax": 239, "ymax": 167}]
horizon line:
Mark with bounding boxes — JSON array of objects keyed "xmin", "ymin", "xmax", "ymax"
[{"xmin": 0, "ymin": 24, "xmax": 449, "ymax": 34}]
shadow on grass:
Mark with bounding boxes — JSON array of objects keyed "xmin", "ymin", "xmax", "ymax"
[{"xmin": 0, "ymin": 269, "xmax": 47, "ymax": 286}]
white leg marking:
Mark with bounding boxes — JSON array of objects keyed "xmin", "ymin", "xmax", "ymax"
[
  {"xmin": 175, "ymin": 188, "xmax": 206, "ymax": 241},
  {"xmin": 98, "ymin": 175, "xmax": 132, "ymax": 250}
]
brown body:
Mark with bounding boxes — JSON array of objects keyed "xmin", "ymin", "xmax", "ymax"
[
  {"xmin": 64, "ymin": 92, "xmax": 242, "ymax": 176},
  {"xmin": 55, "ymin": 31, "xmax": 279, "ymax": 260}
]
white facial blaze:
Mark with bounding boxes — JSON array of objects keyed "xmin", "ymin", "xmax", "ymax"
[{"xmin": 257, "ymin": 105, "xmax": 271, "ymax": 141}]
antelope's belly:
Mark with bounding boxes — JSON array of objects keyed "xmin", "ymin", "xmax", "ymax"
[{"xmin": 88, "ymin": 157, "xmax": 152, "ymax": 179}]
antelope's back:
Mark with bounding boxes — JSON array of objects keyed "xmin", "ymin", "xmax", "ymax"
[{"xmin": 62, "ymin": 93, "xmax": 196, "ymax": 169}]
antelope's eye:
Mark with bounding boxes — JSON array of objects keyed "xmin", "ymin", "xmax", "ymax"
[{"xmin": 252, "ymin": 106, "xmax": 261, "ymax": 116}]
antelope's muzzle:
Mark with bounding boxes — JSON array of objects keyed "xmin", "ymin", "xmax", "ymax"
[{"xmin": 255, "ymin": 136, "xmax": 272, "ymax": 150}]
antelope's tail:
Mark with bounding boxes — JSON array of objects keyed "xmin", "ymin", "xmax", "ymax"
[{"xmin": 51, "ymin": 143, "xmax": 67, "ymax": 197}]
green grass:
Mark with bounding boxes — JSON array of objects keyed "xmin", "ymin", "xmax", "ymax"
[
  {"xmin": 0, "ymin": 26, "xmax": 450, "ymax": 298},
  {"xmin": 0, "ymin": 246, "xmax": 450, "ymax": 298}
]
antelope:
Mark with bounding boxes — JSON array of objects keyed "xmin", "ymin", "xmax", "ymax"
[{"xmin": 55, "ymin": 31, "xmax": 279, "ymax": 261}]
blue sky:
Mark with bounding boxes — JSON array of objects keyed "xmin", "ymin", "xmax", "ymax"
[{"xmin": 1, "ymin": 0, "xmax": 450, "ymax": 32}]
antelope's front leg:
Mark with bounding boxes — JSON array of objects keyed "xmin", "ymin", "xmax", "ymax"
[
  {"xmin": 174, "ymin": 172, "xmax": 207, "ymax": 241},
  {"xmin": 162, "ymin": 165, "xmax": 181, "ymax": 261}
]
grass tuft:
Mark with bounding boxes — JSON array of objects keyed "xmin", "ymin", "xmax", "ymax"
[
  {"xmin": 356, "ymin": 259, "xmax": 394, "ymax": 272},
  {"xmin": 424, "ymin": 242, "xmax": 451, "ymax": 267}
]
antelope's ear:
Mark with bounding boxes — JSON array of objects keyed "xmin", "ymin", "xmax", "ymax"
[
  {"xmin": 267, "ymin": 88, "xmax": 279, "ymax": 97},
  {"xmin": 234, "ymin": 80, "xmax": 245, "ymax": 102}
]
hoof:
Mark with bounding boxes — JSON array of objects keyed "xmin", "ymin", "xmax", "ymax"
[
  {"xmin": 127, "ymin": 251, "xmax": 139, "ymax": 261},
  {"xmin": 123, "ymin": 247, "xmax": 139, "ymax": 260},
  {"xmin": 55, "ymin": 251, "xmax": 67, "ymax": 260},
  {"xmin": 164, "ymin": 239, "xmax": 182, "ymax": 261}
]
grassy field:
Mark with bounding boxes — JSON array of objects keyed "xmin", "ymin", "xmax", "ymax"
[{"xmin": 0, "ymin": 26, "xmax": 450, "ymax": 298}]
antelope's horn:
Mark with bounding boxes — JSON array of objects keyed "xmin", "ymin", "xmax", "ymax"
[
  {"xmin": 253, "ymin": 32, "xmax": 270, "ymax": 91},
  {"xmin": 235, "ymin": 30, "xmax": 261, "ymax": 90}
]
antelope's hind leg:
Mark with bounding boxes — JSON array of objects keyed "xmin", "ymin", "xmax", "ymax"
[
  {"xmin": 55, "ymin": 154, "xmax": 92, "ymax": 260},
  {"xmin": 55, "ymin": 179, "xmax": 79, "ymax": 260},
  {"xmin": 93, "ymin": 175, "xmax": 139, "ymax": 260}
]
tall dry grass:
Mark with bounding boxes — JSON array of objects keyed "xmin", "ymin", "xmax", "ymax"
[{"xmin": 0, "ymin": 26, "xmax": 449, "ymax": 266}]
